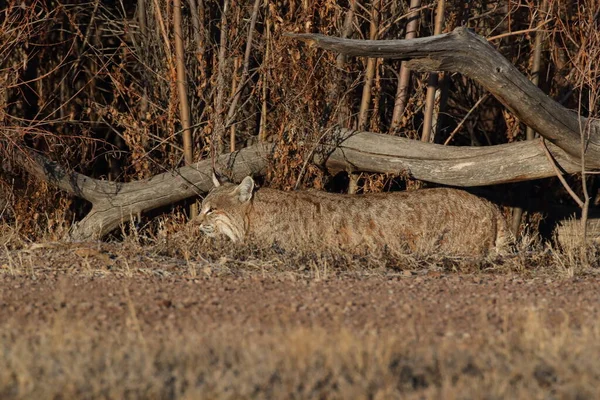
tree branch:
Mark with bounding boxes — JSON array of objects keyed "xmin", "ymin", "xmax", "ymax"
[
  {"xmin": 286, "ymin": 27, "xmax": 600, "ymax": 166},
  {"xmin": 12, "ymin": 126, "xmax": 585, "ymax": 240}
]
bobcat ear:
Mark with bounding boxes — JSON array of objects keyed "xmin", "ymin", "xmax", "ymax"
[
  {"xmin": 212, "ymin": 170, "xmax": 231, "ymax": 187},
  {"xmin": 212, "ymin": 171, "xmax": 221, "ymax": 187},
  {"xmin": 235, "ymin": 176, "xmax": 255, "ymax": 202}
]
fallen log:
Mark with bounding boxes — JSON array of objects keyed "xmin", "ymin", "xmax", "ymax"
[
  {"xmin": 15, "ymin": 143, "xmax": 272, "ymax": 240},
  {"xmin": 321, "ymin": 129, "xmax": 580, "ymax": 186},
  {"xmin": 13, "ymin": 128, "xmax": 581, "ymax": 240}
]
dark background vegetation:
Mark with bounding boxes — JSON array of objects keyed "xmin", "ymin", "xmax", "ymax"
[{"xmin": 0, "ymin": 0, "xmax": 598, "ymax": 240}]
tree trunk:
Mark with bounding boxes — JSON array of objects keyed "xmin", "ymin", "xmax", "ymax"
[
  {"xmin": 389, "ymin": 0, "xmax": 421, "ymax": 132},
  {"xmin": 421, "ymin": 0, "xmax": 445, "ymax": 143},
  {"xmin": 187, "ymin": 0, "xmax": 204, "ymax": 57},
  {"xmin": 173, "ymin": 0, "xmax": 195, "ymax": 217},
  {"xmin": 357, "ymin": 0, "xmax": 380, "ymax": 131},
  {"xmin": 335, "ymin": 0, "xmax": 357, "ymax": 128},
  {"xmin": 511, "ymin": 0, "xmax": 548, "ymax": 235}
]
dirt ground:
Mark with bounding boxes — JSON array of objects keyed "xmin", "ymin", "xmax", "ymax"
[
  {"xmin": 2, "ymin": 265, "xmax": 600, "ymax": 338},
  {"xmin": 1, "ymin": 241, "xmax": 600, "ymax": 399}
]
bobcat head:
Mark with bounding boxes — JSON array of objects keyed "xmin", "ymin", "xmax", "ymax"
[{"xmin": 197, "ymin": 175, "xmax": 255, "ymax": 242}]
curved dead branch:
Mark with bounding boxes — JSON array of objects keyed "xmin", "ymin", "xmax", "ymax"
[
  {"xmin": 13, "ymin": 144, "xmax": 271, "ymax": 240},
  {"xmin": 286, "ymin": 27, "xmax": 600, "ymax": 167}
]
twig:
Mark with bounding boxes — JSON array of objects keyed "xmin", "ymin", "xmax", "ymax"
[
  {"xmin": 259, "ymin": 13, "xmax": 270, "ymax": 142},
  {"xmin": 487, "ymin": 20, "xmax": 551, "ymax": 41},
  {"xmin": 578, "ymin": 67, "xmax": 594, "ymax": 259},
  {"xmin": 294, "ymin": 126, "xmax": 338, "ymax": 190},
  {"xmin": 212, "ymin": 0, "xmax": 230, "ymax": 156},
  {"xmin": 541, "ymin": 138, "xmax": 584, "ymax": 208},
  {"xmin": 151, "ymin": 0, "xmax": 173, "ymax": 68},
  {"xmin": 225, "ymin": 0, "xmax": 262, "ymax": 128},
  {"xmin": 443, "ymin": 94, "xmax": 489, "ymax": 145}
]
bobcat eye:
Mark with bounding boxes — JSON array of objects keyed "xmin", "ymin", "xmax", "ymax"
[{"xmin": 204, "ymin": 207, "xmax": 214, "ymax": 215}]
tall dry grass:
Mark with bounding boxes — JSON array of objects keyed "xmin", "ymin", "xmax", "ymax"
[
  {"xmin": 0, "ymin": 308, "xmax": 599, "ymax": 399},
  {"xmin": 0, "ymin": 216, "xmax": 598, "ymax": 279}
]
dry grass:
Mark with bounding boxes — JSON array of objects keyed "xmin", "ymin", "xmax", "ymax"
[
  {"xmin": 161, "ymin": 224, "xmax": 600, "ymax": 279},
  {"xmin": 1, "ymin": 220, "xmax": 600, "ymax": 399},
  {"xmin": 0, "ymin": 216, "xmax": 599, "ymax": 280},
  {"xmin": 0, "ymin": 308, "xmax": 599, "ymax": 399}
]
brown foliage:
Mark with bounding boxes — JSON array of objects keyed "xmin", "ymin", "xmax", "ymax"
[{"xmin": 0, "ymin": 0, "xmax": 598, "ymax": 239}]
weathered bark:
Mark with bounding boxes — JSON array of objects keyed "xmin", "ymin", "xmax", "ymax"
[
  {"xmin": 317, "ymin": 128, "xmax": 580, "ymax": 187},
  {"xmin": 14, "ymin": 127, "xmax": 582, "ymax": 240},
  {"xmin": 286, "ymin": 27, "xmax": 600, "ymax": 167}
]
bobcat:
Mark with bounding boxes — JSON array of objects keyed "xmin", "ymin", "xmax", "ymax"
[{"xmin": 196, "ymin": 176, "xmax": 512, "ymax": 257}]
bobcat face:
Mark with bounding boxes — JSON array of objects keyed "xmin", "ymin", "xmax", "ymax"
[{"xmin": 197, "ymin": 176, "xmax": 255, "ymax": 242}]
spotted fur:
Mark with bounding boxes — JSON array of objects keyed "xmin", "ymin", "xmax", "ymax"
[{"xmin": 196, "ymin": 176, "xmax": 513, "ymax": 257}]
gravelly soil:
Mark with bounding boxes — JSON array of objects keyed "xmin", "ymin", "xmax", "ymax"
[{"xmin": 2, "ymin": 262, "xmax": 599, "ymax": 338}]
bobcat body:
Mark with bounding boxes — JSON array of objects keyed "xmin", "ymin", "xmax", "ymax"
[{"xmin": 197, "ymin": 176, "xmax": 512, "ymax": 257}]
